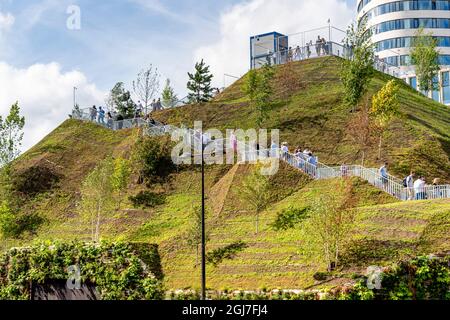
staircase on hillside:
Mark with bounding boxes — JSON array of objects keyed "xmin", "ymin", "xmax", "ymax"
[{"xmin": 71, "ymin": 110, "xmax": 450, "ymax": 202}]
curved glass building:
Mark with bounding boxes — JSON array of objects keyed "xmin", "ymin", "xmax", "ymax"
[{"xmin": 357, "ymin": 0, "xmax": 450, "ymax": 104}]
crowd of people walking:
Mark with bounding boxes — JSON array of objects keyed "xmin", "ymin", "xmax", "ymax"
[
  {"xmin": 265, "ymin": 35, "xmax": 332, "ymax": 66},
  {"xmin": 376, "ymin": 163, "xmax": 446, "ymax": 200}
]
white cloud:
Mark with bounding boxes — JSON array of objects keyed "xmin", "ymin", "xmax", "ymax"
[
  {"xmin": 194, "ymin": 0, "xmax": 354, "ymax": 87},
  {"xmin": 0, "ymin": 62, "xmax": 105, "ymax": 152},
  {"xmin": 0, "ymin": 12, "xmax": 15, "ymax": 31}
]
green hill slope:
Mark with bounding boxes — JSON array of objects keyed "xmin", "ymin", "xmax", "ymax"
[
  {"xmin": 154, "ymin": 56, "xmax": 450, "ymax": 182},
  {"xmin": 2, "ymin": 57, "xmax": 450, "ymax": 292}
]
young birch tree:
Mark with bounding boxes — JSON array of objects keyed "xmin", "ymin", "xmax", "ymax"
[
  {"xmin": 133, "ymin": 65, "xmax": 161, "ymax": 114},
  {"xmin": 371, "ymin": 79, "xmax": 400, "ymax": 160},
  {"xmin": 161, "ymin": 79, "xmax": 178, "ymax": 108},
  {"xmin": 80, "ymin": 157, "xmax": 115, "ymax": 242},
  {"xmin": 0, "ymin": 102, "xmax": 25, "ymax": 166},
  {"xmin": 340, "ymin": 18, "xmax": 375, "ymax": 112},
  {"xmin": 111, "ymin": 157, "xmax": 131, "ymax": 210},
  {"xmin": 410, "ymin": 28, "xmax": 441, "ymax": 93},
  {"xmin": 238, "ymin": 164, "xmax": 272, "ymax": 234},
  {"xmin": 300, "ymin": 180, "xmax": 357, "ymax": 272}
]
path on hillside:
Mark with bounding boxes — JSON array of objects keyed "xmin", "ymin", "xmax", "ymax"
[{"xmin": 71, "ymin": 111, "xmax": 450, "ymax": 202}]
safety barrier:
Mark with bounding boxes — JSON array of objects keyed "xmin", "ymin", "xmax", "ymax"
[{"xmin": 71, "ymin": 110, "xmax": 449, "ymax": 202}]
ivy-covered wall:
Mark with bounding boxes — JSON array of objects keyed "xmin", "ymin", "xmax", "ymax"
[{"xmin": 0, "ymin": 241, "xmax": 164, "ymax": 300}]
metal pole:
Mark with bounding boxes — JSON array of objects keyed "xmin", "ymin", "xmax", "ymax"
[
  {"xmin": 73, "ymin": 87, "xmax": 77, "ymax": 108},
  {"xmin": 201, "ymin": 133, "xmax": 206, "ymax": 301},
  {"xmin": 328, "ymin": 20, "xmax": 331, "ymax": 42}
]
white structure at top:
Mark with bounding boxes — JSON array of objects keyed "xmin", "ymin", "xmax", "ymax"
[{"xmin": 357, "ymin": 0, "xmax": 450, "ymax": 105}]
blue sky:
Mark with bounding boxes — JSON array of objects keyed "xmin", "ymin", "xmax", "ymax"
[{"xmin": 0, "ymin": 0, "xmax": 355, "ymax": 151}]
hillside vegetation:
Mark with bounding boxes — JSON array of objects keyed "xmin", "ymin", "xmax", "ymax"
[
  {"xmin": 154, "ymin": 56, "xmax": 450, "ymax": 182},
  {"xmin": 2, "ymin": 57, "xmax": 450, "ymax": 291}
]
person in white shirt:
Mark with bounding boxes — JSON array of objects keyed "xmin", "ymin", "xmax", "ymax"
[
  {"xmin": 414, "ymin": 177, "xmax": 427, "ymax": 200},
  {"xmin": 406, "ymin": 172, "xmax": 416, "ymax": 200}
]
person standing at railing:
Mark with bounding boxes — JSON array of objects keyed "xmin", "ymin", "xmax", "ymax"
[
  {"xmin": 270, "ymin": 141, "xmax": 279, "ymax": 158},
  {"xmin": 294, "ymin": 46, "xmax": 301, "ymax": 61},
  {"xmin": 321, "ymin": 38, "xmax": 328, "ymax": 55},
  {"xmin": 303, "ymin": 147, "xmax": 311, "ymax": 157},
  {"xmin": 281, "ymin": 142, "xmax": 289, "ymax": 162},
  {"xmin": 106, "ymin": 112, "xmax": 113, "ymax": 129},
  {"xmin": 98, "ymin": 107, "xmax": 106, "ymax": 125},
  {"xmin": 405, "ymin": 172, "xmax": 416, "ymax": 201},
  {"xmin": 414, "ymin": 177, "xmax": 427, "ymax": 200},
  {"xmin": 307, "ymin": 152, "xmax": 317, "ymax": 177},
  {"xmin": 379, "ymin": 163, "xmax": 389, "ymax": 190},
  {"xmin": 340, "ymin": 164, "xmax": 349, "ymax": 178},
  {"xmin": 150, "ymin": 99, "xmax": 157, "ymax": 112},
  {"xmin": 287, "ymin": 47, "xmax": 293, "ymax": 62},
  {"xmin": 230, "ymin": 131, "xmax": 238, "ymax": 153},
  {"xmin": 306, "ymin": 41, "xmax": 312, "ymax": 59},
  {"xmin": 315, "ymin": 36, "xmax": 322, "ymax": 56},
  {"xmin": 90, "ymin": 105, "xmax": 98, "ymax": 122}
]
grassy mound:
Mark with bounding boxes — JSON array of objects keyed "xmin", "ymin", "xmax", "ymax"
[{"xmin": 153, "ymin": 56, "xmax": 450, "ymax": 181}]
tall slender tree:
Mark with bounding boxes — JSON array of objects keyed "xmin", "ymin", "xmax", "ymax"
[
  {"xmin": 161, "ymin": 79, "xmax": 178, "ymax": 108},
  {"xmin": 80, "ymin": 157, "xmax": 115, "ymax": 242},
  {"xmin": 132, "ymin": 65, "xmax": 160, "ymax": 114},
  {"xmin": 241, "ymin": 64, "xmax": 274, "ymax": 128},
  {"xmin": 340, "ymin": 18, "xmax": 375, "ymax": 112},
  {"xmin": 371, "ymin": 79, "xmax": 400, "ymax": 159},
  {"xmin": 0, "ymin": 102, "xmax": 25, "ymax": 166},
  {"xmin": 410, "ymin": 28, "xmax": 441, "ymax": 93},
  {"xmin": 238, "ymin": 164, "xmax": 272, "ymax": 234},
  {"xmin": 187, "ymin": 59, "xmax": 214, "ymax": 104},
  {"xmin": 110, "ymin": 82, "xmax": 136, "ymax": 118}
]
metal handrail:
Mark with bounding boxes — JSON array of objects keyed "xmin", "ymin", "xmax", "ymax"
[{"xmin": 70, "ymin": 110, "xmax": 449, "ymax": 201}]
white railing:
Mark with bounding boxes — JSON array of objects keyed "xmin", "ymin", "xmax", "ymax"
[
  {"xmin": 257, "ymin": 41, "xmax": 403, "ymax": 78},
  {"xmin": 70, "ymin": 109, "xmax": 449, "ymax": 202}
]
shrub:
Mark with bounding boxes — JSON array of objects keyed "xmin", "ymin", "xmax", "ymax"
[
  {"xmin": 0, "ymin": 201, "xmax": 44, "ymax": 239},
  {"xmin": 129, "ymin": 191, "xmax": 165, "ymax": 208},
  {"xmin": 271, "ymin": 206, "xmax": 309, "ymax": 231},
  {"xmin": 133, "ymin": 136, "xmax": 176, "ymax": 185},
  {"xmin": 0, "ymin": 241, "xmax": 164, "ymax": 300}
]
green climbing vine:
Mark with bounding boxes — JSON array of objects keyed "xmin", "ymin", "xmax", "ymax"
[{"xmin": 0, "ymin": 241, "xmax": 164, "ymax": 300}]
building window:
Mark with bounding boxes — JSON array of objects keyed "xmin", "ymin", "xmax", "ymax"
[
  {"xmin": 362, "ymin": 1, "xmax": 450, "ymax": 21},
  {"xmin": 442, "ymin": 71, "xmax": 450, "ymax": 104},
  {"xmin": 409, "ymin": 77, "xmax": 417, "ymax": 90},
  {"xmin": 376, "ymin": 37, "xmax": 450, "ymax": 52},
  {"xmin": 432, "ymin": 75, "xmax": 441, "ymax": 102},
  {"xmin": 373, "ymin": 18, "xmax": 450, "ymax": 34}
]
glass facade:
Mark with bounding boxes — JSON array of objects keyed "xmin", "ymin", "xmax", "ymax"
[
  {"xmin": 404, "ymin": 72, "xmax": 450, "ymax": 104},
  {"xmin": 382, "ymin": 55, "xmax": 450, "ymax": 66},
  {"xmin": 376, "ymin": 36, "xmax": 450, "ymax": 51},
  {"xmin": 443, "ymin": 71, "xmax": 450, "ymax": 104},
  {"xmin": 409, "ymin": 76, "xmax": 417, "ymax": 89},
  {"xmin": 374, "ymin": 18, "xmax": 450, "ymax": 34},
  {"xmin": 358, "ymin": 0, "xmax": 373, "ymax": 13},
  {"xmin": 362, "ymin": 1, "xmax": 450, "ymax": 20},
  {"xmin": 432, "ymin": 76, "xmax": 441, "ymax": 102}
]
